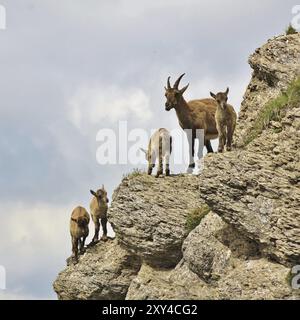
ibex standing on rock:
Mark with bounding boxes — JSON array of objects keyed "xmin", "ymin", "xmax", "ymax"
[
  {"xmin": 90, "ymin": 186, "xmax": 109, "ymax": 244},
  {"xmin": 141, "ymin": 128, "xmax": 172, "ymax": 178},
  {"xmin": 70, "ymin": 206, "xmax": 90, "ymax": 263},
  {"xmin": 210, "ymin": 88, "xmax": 237, "ymax": 153},
  {"xmin": 164, "ymin": 74, "xmax": 218, "ymax": 173}
]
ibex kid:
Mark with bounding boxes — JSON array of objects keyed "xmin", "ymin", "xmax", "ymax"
[
  {"xmin": 210, "ymin": 88, "xmax": 237, "ymax": 153},
  {"xmin": 90, "ymin": 186, "xmax": 109, "ymax": 244},
  {"xmin": 70, "ymin": 206, "xmax": 90, "ymax": 263},
  {"xmin": 140, "ymin": 128, "xmax": 172, "ymax": 178}
]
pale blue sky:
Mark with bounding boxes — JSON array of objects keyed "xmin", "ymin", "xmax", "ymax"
[{"xmin": 0, "ymin": 0, "xmax": 297, "ymax": 299}]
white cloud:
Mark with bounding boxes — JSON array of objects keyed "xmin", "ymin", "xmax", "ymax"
[{"xmin": 67, "ymin": 85, "xmax": 152, "ymax": 132}]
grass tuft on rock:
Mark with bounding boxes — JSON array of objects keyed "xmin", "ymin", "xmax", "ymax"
[
  {"xmin": 186, "ymin": 205, "xmax": 211, "ymax": 233},
  {"xmin": 123, "ymin": 168, "xmax": 144, "ymax": 179},
  {"xmin": 286, "ymin": 24, "xmax": 298, "ymax": 35},
  {"xmin": 244, "ymin": 77, "xmax": 300, "ymax": 145}
]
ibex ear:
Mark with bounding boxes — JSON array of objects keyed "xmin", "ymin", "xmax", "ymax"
[
  {"xmin": 90, "ymin": 190, "xmax": 97, "ymax": 197},
  {"xmin": 225, "ymin": 87, "xmax": 229, "ymax": 95},
  {"xmin": 210, "ymin": 92, "xmax": 216, "ymax": 99},
  {"xmin": 140, "ymin": 148, "xmax": 147, "ymax": 155},
  {"xmin": 179, "ymin": 84, "xmax": 189, "ymax": 94}
]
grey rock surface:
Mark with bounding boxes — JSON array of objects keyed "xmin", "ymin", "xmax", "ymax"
[
  {"xmin": 109, "ymin": 174, "xmax": 204, "ymax": 267},
  {"xmin": 53, "ymin": 240, "xmax": 140, "ymax": 300},
  {"xmin": 236, "ymin": 33, "xmax": 300, "ymax": 147}
]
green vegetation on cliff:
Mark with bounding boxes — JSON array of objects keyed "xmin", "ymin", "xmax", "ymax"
[
  {"xmin": 185, "ymin": 205, "xmax": 211, "ymax": 233},
  {"xmin": 245, "ymin": 77, "xmax": 300, "ymax": 145}
]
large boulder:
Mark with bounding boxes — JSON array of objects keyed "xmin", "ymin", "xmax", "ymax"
[
  {"xmin": 127, "ymin": 212, "xmax": 297, "ymax": 300},
  {"xmin": 53, "ymin": 240, "xmax": 140, "ymax": 300},
  {"xmin": 109, "ymin": 174, "xmax": 203, "ymax": 267}
]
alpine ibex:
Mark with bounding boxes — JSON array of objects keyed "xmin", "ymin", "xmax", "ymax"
[
  {"xmin": 90, "ymin": 186, "xmax": 109, "ymax": 244},
  {"xmin": 70, "ymin": 206, "xmax": 90, "ymax": 263},
  {"xmin": 210, "ymin": 88, "xmax": 237, "ymax": 152},
  {"xmin": 164, "ymin": 74, "xmax": 218, "ymax": 173},
  {"xmin": 140, "ymin": 128, "xmax": 172, "ymax": 178}
]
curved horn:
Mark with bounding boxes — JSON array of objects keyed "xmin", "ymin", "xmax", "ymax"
[
  {"xmin": 180, "ymin": 83, "xmax": 189, "ymax": 95},
  {"xmin": 167, "ymin": 76, "xmax": 171, "ymax": 89},
  {"xmin": 174, "ymin": 73, "xmax": 185, "ymax": 89}
]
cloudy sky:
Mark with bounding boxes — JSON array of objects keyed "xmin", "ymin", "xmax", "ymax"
[{"xmin": 0, "ymin": 0, "xmax": 297, "ymax": 299}]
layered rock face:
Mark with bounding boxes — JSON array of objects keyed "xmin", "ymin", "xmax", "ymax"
[
  {"xmin": 236, "ymin": 33, "xmax": 300, "ymax": 147},
  {"xmin": 127, "ymin": 212, "xmax": 295, "ymax": 300},
  {"xmin": 109, "ymin": 174, "xmax": 204, "ymax": 267},
  {"xmin": 53, "ymin": 241, "xmax": 140, "ymax": 300},
  {"xmin": 53, "ymin": 34, "xmax": 300, "ymax": 300}
]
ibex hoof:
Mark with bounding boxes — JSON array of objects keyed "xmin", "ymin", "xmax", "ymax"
[
  {"xmin": 66, "ymin": 257, "xmax": 73, "ymax": 266},
  {"xmin": 88, "ymin": 240, "xmax": 98, "ymax": 247},
  {"xmin": 187, "ymin": 164, "xmax": 195, "ymax": 174},
  {"xmin": 67, "ymin": 256, "xmax": 78, "ymax": 266},
  {"xmin": 101, "ymin": 235, "xmax": 108, "ymax": 242},
  {"xmin": 226, "ymin": 147, "xmax": 232, "ymax": 152},
  {"xmin": 156, "ymin": 171, "xmax": 163, "ymax": 178},
  {"xmin": 166, "ymin": 170, "xmax": 170, "ymax": 176}
]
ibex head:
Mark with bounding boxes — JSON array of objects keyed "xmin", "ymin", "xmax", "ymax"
[
  {"xmin": 164, "ymin": 74, "xmax": 189, "ymax": 111},
  {"xmin": 90, "ymin": 185, "xmax": 109, "ymax": 207},
  {"xmin": 210, "ymin": 88, "xmax": 229, "ymax": 110}
]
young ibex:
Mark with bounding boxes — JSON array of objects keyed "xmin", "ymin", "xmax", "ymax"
[
  {"xmin": 210, "ymin": 88, "xmax": 237, "ymax": 152},
  {"xmin": 90, "ymin": 186, "xmax": 109, "ymax": 244},
  {"xmin": 165, "ymin": 74, "xmax": 218, "ymax": 173},
  {"xmin": 140, "ymin": 128, "xmax": 172, "ymax": 178},
  {"xmin": 70, "ymin": 206, "xmax": 90, "ymax": 263}
]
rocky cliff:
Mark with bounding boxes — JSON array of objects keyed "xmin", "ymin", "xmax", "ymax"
[{"xmin": 53, "ymin": 34, "xmax": 300, "ymax": 300}]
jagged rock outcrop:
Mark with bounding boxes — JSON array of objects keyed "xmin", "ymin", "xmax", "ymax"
[
  {"xmin": 236, "ymin": 33, "xmax": 300, "ymax": 147},
  {"xmin": 53, "ymin": 33, "xmax": 300, "ymax": 300},
  {"xmin": 53, "ymin": 241, "xmax": 140, "ymax": 300},
  {"xmin": 109, "ymin": 174, "xmax": 203, "ymax": 267},
  {"xmin": 127, "ymin": 212, "xmax": 295, "ymax": 300},
  {"xmin": 199, "ymin": 34, "xmax": 300, "ymax": 266}
]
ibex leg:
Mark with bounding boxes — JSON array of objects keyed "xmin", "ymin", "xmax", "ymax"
[
  {"xmin": 101, "ymin": 217, "xmax": 108, "ymax": 241},
  {"xmin": 156, "ymin": 136, "xmax": 163, "ymax": 178}
]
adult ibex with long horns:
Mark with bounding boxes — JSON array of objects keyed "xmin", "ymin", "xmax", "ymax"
[{"xmin": 164, "ymin": 74, "xmax": 218, "ymax": 173}]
